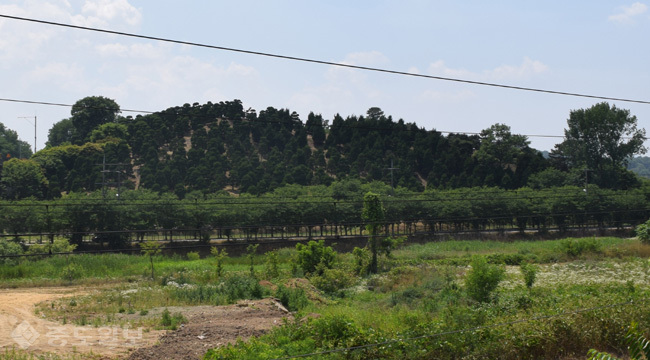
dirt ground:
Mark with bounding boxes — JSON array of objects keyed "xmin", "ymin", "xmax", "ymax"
[{"xmin": 0, "ymin": 287, "xmax": 292, "ymax": 359}]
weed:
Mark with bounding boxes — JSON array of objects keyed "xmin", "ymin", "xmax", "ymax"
[
  {"xmin": 309, "ymin": 266, "xmax": 355, "ymax": 296},
  {"xmin": 210, "ymin": 247, "xmax": 228, "ymax": 278},
  {"xmin": 275, "ymin": 285, "xmax": 310, "ymax": 312},
  {"xmin": 520, "ymin": 263, "xmax": 539, "ymax": 288},
  {"xmin": 61, "ymin": 263, "xmax": 82, "ymax": 281},
  {"xmin": 160, "ymin": 308, "xmax": 186, "ymax": 330},
  {"xmin": 465, "ymin": 256, "xmax": 505, "ymax": 303},
  {"xmin": 186, "ymin": 251, "xmax": 200, "ymax": 261},
  {"xmin": 264, "ymin": 250, "xmax": 280, "ymax": 279}
]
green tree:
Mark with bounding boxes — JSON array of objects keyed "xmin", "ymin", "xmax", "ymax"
[
  {"xmin": 70, "ymin": 96, "xmax": 121, "ymax": 144},
  {"xmin": 362, "ymin": 192, "xmax": 385, "ymax": 273},
  {"xmin": 46, "ymin": 119, "xmax": 75, "ymax": 147},
  {"xmin": 0, "ymin": 122, "xmax": 32, "ymax": 159},
  {"xmin": 89, "ymin": 123, "xmax": 129, "ymax": 143},
  {"xmin": 552, "ymin": 103, "xmax": 646, "ymax": 188},
  {"xmin": 1, "ymin": 158, "xmax": 48, "ymax": 199}
]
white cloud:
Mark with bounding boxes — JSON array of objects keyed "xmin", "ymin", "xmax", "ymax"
[
  {"xmin": 427, "ymin": 57, "xmax": 548, "ymax": 82},
  {"xmin": 418, "ymin": 89, "xmax": 475, "ymax": 103},
  {"xmin": 608, "ymin": 2, "xmax": 648, "ymax": 23},
  {"xmin": 77, "ymin": 0, "xmax": 142, "ymax": 27},
  {"xmin": 26, "ymin": 62, "xmax": 87, "ymax": 92},
  {"xmin": 486, "ymin": 57, "xmax": 548, "ymax": 81},
  {"xmin": 95, "ymin": 42, "xmax": 169, "ymax": 59},
  {"xmin": 428, "ymin": 60, "xmax": 473, "ymax": 79},
  {"xmin": 339, "ymin": 51, "xmax": 390, "ymax": 67}
]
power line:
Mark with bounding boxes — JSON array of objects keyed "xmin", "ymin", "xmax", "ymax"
[{"xmin": 1, "ymin": 14, "xmax": 650, "ymax": 105}]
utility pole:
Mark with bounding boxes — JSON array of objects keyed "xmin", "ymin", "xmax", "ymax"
[
  {"xmin": 18, "ymin": 116, "xmax": 37, "ymax": 153},
  {"xmin": 96, "ymin": 154, "xmax": 130, "ymax": 198},
  {"xmin": 385, "ymin": 159, "xmax": 399, "ymax": 195}
]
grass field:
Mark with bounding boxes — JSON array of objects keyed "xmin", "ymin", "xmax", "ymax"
[{"xmin": 1, "ymin": 236, "xmax": 649, "ymax": 359}]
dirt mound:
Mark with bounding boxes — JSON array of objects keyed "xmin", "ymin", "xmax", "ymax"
[{"xmin": 127, "ymin": 299, "xmax": 292, "ymax": 360}]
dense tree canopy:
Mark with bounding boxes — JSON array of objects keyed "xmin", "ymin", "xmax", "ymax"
[
  {"xmin": 1, "ymin": 97, "xmax": 647, "ymax": 201},
  {"xmin": 70, "ymin": 96, "xmax": 122, "ymax": 144},
  {"xmin": 0, "ymin": 122, "xmax": 32, "ymax": 161}
]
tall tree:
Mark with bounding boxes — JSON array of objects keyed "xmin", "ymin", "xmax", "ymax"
[
  {"xmin": 70, "ymin": 96, "xmax": 121, "ymax": 144},
  {"xmin": 552, "ymin": 103, "xmax": 646, "ymax": 172},
  {"xmin": 46, "ymin": 119, "xmax": 75, "ymax": 147},
  {"xmin": 551, "ymin": 103, "xmax": 646, "ymax": 189}
]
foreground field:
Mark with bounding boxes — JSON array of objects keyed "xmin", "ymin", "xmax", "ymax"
[{"xmin": 1, "ymin": 236, "xmax": 650, "ymax": 359}]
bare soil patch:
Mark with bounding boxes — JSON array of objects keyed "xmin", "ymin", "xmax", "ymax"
[
  {"xmin": 1, "ymin": 287, "xmax": 291, "ymax": 359},
  {"xmin": 127, "ymin": 299, "xmax": 292, "ymax": 360}
]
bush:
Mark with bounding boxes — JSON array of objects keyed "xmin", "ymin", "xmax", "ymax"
[
  {"xmin": 160, "ymin": 308, "xmax": 186, "ymax": 330},
  {"xmin": 296, "ymin": 240, "xmax": 336, "ymax": 276},
  {"xmin": 465, "ymin": 256, "xmax": 505, "ymax": 303},
  {"xmin": 560, "ymin": 238, "xmax": 602, "ymax": 257},
  {"xmin": 636, "ymin": 220, "xmax": 650, "ymax": 244},
  {"xmin": 62, "ymin": 263, "xmax": 82, "ymax": 281},
  {"xmin": 210, "ymin": 247, "xmax": 228, "ymax": 277},
  {"xmin": 309, "ymin": 266, "xmax": 355, "ymax": 295},
  {"xmin": 264, "ymin": 250, "xmax": 280, "ymax": 279},
  {"xmin": 0, "ymin": 240, "xmax": 23, "ymax": 266},
  {"xmin": 520, "ymin": 263, "xmax": 538, "ymax": 288},
  {"xmin": 275, "ymin": 285, "xmax": 310, "ymax": 312},
  {"xmin": 186, "ymin": 251, "xmax": 200, "ymax": 261}
]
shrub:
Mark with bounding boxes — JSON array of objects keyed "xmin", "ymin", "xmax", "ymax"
[
  {"xmin": 0, "ymin": 240, "xmax": 23, "ymax": 266},
  {"xmin": 160, "ymin": 308, "xmax": 186, "ymax": 330},
  {"xmin": 309, "ymin": 266, "xmax": 355, "ymax": 295},
  {"xmin": 186, "ymin": 251, "xmax": 200, "ymax": 261},
  {"xmin": 296, "ymin": 240, "xmax": 336, "ymax": 276},
  {"xmin": 520, "ymin": 263, "xmax": 538, "ymax": 288},
  {"xmin": 62, "ymin": 263, "xmax": 82, "ymax": 281},
  {"xmin": 352, "ymin": 247, "xmax": 370, "ymax": 276},
  {"xmin": 26, "ymin": 238, "xmax": 77, "ymax": 260},
  {"xmin": 210, "ymin": 247, "xmax": 228, "ymax": 278},
  {"xmin": 223, "ymin": 274, "xmax": 265, "ymax": 302},
  {"xmin": 465, "ymin": 256, "xmax": 505, "ymax": 303},
  {"xmin": 264, "ymin": 250, "xmax": 280, "ymax": 279},
  {"xmin": 636, "ymin": 220, "xmax": 650, "ymax": 244},
  {"xmin": 275, "ymin": 285, "xmax": 310, "ymax": 312},
  {"xmin": 561, "ymin": 238, "xmax": 602, "ymax": 257},
  {"xmin": 247, "ymin": 244, "xmax": 259, "ymax": 277}
]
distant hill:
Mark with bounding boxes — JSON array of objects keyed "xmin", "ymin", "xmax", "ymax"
[
  {"xmin": 628, "ymin": 156, "xmax": 650, "ymax": 178},
  {"xmin": 20, "ymin": 99, "xmax": 549, "ymax": 198}
]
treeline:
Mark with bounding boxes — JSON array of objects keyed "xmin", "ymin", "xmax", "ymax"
[
  {"xmin": 1, "ymin": 181, "xmax": 648, "ymax": 248},
  {"xmin": 0, "ymin": 97, "xmax": 646, "ymax": 200},
  {"xmin": 0, "ymin": 97, "xmax": 643, "ymax": 199}
]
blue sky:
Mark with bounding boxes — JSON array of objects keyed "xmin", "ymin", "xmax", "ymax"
[{"xmin": 1, "ymin": 0, "xmax": 649, "ymax": 152}]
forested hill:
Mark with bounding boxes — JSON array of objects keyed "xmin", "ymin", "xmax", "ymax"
[{"xmin": 0, "ymin": 97, "xmax": 644, "ymax": 200}]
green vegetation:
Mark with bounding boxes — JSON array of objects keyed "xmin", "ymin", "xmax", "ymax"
[
  {"xmin": 1, "ymin": 99, "xmax": 647, "ymax": 202},
  {"xmin": 2, "ymin": 236, "xmax": 650, "ymax": 359}
]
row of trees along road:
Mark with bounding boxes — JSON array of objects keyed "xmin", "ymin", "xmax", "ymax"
[
  {"xmin": 1, "ymin": 97, "xmax": 646, "ymax": 201},
  {"xmin": 1, "ymin": 181, "xmax": 649, "ymax": 248}
]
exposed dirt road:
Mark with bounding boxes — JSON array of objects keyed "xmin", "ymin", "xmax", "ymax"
[{"xmin": 0, "ymin": 287, "xmax": 291, "ymax": 359}]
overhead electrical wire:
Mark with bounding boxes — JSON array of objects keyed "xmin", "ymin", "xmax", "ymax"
[{"xmin": 1, "ymin": 14, "xmax": 649, "ymax": 105}]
